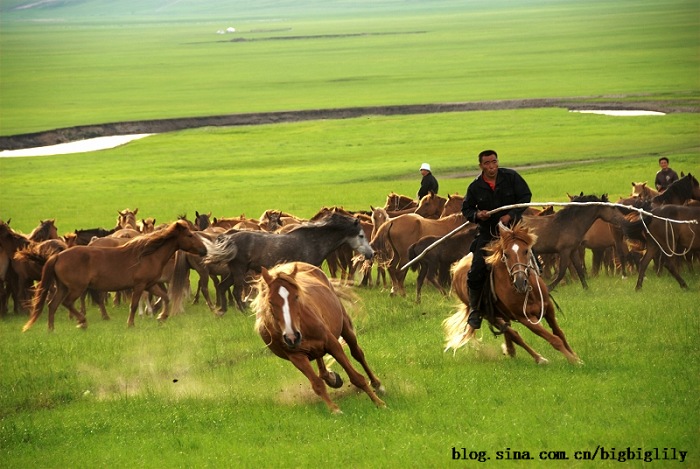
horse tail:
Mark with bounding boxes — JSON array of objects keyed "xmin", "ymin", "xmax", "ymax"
[
  {"xmin": 23, "ymin": 254, "xmax": 59, "ymax": 332},
  {"xmin": 385, "ymin": 222, "xmax": 402, "ymax": 268},
  {"xmin": 407, "ymin": 242, "xmax": 419, "ymax": 272},
  {"xmin": 202, "ymin": 234, "xmax": 238, "ymax": 264},
  {"xmin": 449, "ymin": 253, "xmax": 471, "ymax": 304},
  {"xmin": 442, "ymin": 303, "xmax": 477, "ymax": 353},
  {"xmin": 619, "ymin": 213, "xmax": 648, "ymax": 243},
  {"xmin": 169, "ymin": 251, "xmax": 191, "ymax": 315}
]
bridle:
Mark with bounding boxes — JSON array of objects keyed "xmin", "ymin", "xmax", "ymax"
[{"xmin": 496, "ymin": 227, "xmax": 546, "ymax": 325}]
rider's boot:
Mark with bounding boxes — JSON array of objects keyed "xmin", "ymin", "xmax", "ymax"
[{"xmin": 467, "ymin": 287, "xmax": 483, "ymax": 329}]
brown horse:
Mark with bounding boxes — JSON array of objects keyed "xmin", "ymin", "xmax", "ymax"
[
  {"xmin": 194, "ymin": 211, "xmax": 212, "ymax": 230},
  {"xmin": 370, "ymin": 212, "xmax": 466, "ymax": 297},
  {"xmin": 406, "ymin": 226, "xmax": 477, "ymax": 303},
  {"xmin": 28, "ymin": 219, "xmax": 59, "ymax": 242},
  {"xmin": 630, "ymin": 205, "xmax": 700, "ymax": 290},
  {"xmin": 383, "ymin": 192, "xmax": 417, "ymax": 212},
  {"xmin": 440, "ymin": 193, "xmax": 464, "ymax": 217},
  {"xmin": 252, "ymin": 262, "xmax": 386, "ymax": 414},
  {"xmin": 23, "ymin": 220, "xmax": 207, "ymax": 331},
  {"xmin": 138, "ymin": 217, "xmax": 157, "ymax": 234},
  {"xmin": 0, "ymin": 221, "xmax": 31, "ymax": 314},
  {"xmin": 117, "ymin": 208, "xmax": 139, "ymax": 230},
  {"xmin": 631, "ymin": 182, "xmax": 658, "ymax": 200},
  {"xmin": 522, "ymin": 194, "xmax": 626, "ymax": 290},
  {"xmin": 444, "ymin": 222, "xmax": 581, "ymax": 365},
  {"xmin": 414, "ymin": 192, "xmax": 446, "ymax": 219},
  {"xmin": 579, "ymin": 219, "xmax": 629, "ymax": 277}
]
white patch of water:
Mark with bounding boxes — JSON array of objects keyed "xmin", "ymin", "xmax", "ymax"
[
  {"xmin": 571, "ymin": 110, "xmax": 666, "ymax": 116},
  {"xmin": 0, "ymin": 134, "xmax": 153, "ymax": 158}
]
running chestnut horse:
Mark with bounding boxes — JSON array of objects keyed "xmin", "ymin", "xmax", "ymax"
[
  {"xmin": 252, "ymin": 261, "xmax": 386, "ymax": 414},
  {"xmin": 444, "ymin": 222, "xmax": 581, "ymax": 365},
  {"xmin": 23, "ymin": 220, "xmax": 207, "ymax": 331}
]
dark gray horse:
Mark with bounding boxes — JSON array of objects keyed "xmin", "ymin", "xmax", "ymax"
[{"xmin": 203, "ymin": 212, "xmax": 373, "ymax": 313}]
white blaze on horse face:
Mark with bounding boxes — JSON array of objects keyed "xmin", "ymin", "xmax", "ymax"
[
  {"xmin": 511, "ymin": 243, "xmax": 520, "ymax": 255},
  {"xmin": 277, "ymin": 286, "xmax": 295, "ymax": 337}
]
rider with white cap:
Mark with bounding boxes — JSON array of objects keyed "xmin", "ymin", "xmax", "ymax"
[{"xmin": 418, "ymin": 163, "xmax": 439, "ymax": 199}]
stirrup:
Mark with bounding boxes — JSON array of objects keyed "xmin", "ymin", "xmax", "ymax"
[{"xmin": 467, "ymin": 309, "xmax": 482, "ymax": 329}]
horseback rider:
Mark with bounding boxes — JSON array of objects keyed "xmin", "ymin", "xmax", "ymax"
[{"xmin": 461, "ymin": 150, "xmax": 532, "ymax": 329}]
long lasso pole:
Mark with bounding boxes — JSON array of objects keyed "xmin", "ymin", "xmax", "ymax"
[{"xmin": 400, "ymin": 201, "xmax": 697, "ymax": 271}]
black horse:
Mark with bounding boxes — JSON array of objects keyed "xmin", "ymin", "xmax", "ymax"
[
  {"xmin": 652, "ymin": 173, "xmax": 700, "ymax": 206},
  {"xmin": 73, "ymin": 227, "xmax": 116, "ymax": 246},
  {"xmin": 203, "ymin": 212, "xmax": 373, "ymax": 313}
]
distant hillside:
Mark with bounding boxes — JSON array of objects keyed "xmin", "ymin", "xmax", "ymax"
[{"xmin": 0, "ymin": 0, "xmax": 475, "ymax": 22}]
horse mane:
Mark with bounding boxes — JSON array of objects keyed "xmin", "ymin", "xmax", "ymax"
[
  {"xmin": 287, "ymin": 211, "xmax": 355, "ymax": 233},
  {"xmin": 15, "ymin": 238, "xmax": 67, "ymax": 264},
  {"xmin": 483, "ymin": 222, "xmax": 538, "ymax": 266},
  {"xmin": 252, "ymin": 263, "xmax": 323, "ymax": 335},
  {"xmin": 123, "ymin": 220, "xmax": 186, "ymax": 257}
]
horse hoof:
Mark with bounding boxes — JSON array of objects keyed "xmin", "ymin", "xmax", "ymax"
[
  {"xmin": 76, "ymin": 323, "xmax": 87, "ymax": 330},
  {"xmin": 537, "ymin": 357, "xmax": 550, "ymax": 365},
  {"xmin": 374, "ymin": 384, "xmax": 386, "ymax": 395},
  {"xmin": 326, "ymin": 371, "xmax": 343, "ymax": 389}
]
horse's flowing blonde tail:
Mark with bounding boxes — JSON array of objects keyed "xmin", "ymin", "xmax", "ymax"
[{"xmin": 442, "ymin": 304, "xmax": 477, "ymax": 353}]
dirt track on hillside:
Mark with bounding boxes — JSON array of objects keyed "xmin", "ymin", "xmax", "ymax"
[{"xmin": 1, "ymin": 97, "xmax": 697, "ymax": 150}]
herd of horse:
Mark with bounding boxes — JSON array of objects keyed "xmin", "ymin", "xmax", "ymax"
[{"xmin": 1, "ymin": 172, "xmax": 698, "ymax": 412}]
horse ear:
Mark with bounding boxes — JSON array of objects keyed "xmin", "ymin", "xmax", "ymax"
[
  {"xmin": 196, "ymin": 211, "xmax": 200, "ymax": 217},
  {"xmin": 134, "ymin": 208, "xmax": 139, "ymax": 215},
  {"xmin": 261, "ymin": 266, "xmax": 272, "ymax": 284}
]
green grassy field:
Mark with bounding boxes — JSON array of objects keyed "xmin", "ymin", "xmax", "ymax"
[
  {"xmin": 2, "ymin": 109, "xmax": 699, "ymax": 234},
  {"xmin": 1, "ymin": 1, "xmax": 699, "ymax": 468},
  {"xmin": 1, "ymin": 110, "xmax": 699, "ymax": 468},
  {"xmin": 1, "ymin": 0, "xmax": 698, "ymax": 135}
]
